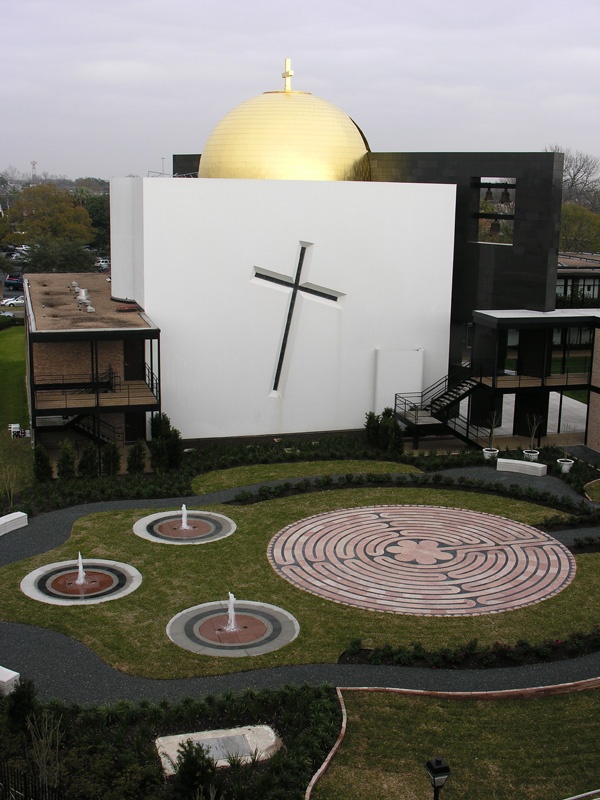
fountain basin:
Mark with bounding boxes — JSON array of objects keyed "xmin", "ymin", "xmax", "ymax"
[
  {"xmin": 20, "ymin": 559, "xmax": 142, "ymax": 606},
  {"xmin": 133, "ymin": 511, "xmax": 236, "ymax": 545},
  {"xmin": 166, "ymin": 600, "xmax": 299, "ymax": 658}
]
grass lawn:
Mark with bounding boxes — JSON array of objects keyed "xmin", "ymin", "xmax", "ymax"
[
  {"xmin": 0, "ymin": 482, "xmax": 596, "ymax": 680},
  {"xmin": 312, "ymin": 690, "xmax": 600, "ymax": 800},
  {"xmin": 191, "ymin": 460, "xmax": 419, "ymax": 493},
  {"xmin": 0, "ymin": 326, "xmax": 32, "ymax": 483}
]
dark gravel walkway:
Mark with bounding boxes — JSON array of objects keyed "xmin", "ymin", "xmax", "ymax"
[{"xmin": 0, "ymin": 469, "xmax": 599, "ymax": 703}]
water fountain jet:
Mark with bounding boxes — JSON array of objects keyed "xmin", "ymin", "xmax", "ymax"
[
  {"xmin": 224, "ymin": 591, "xmax": 238, "ymax": 632},
  {"xmin": 75, "ymin": 552, "xmax": 86, "ymax": 586},
  {"xmin": 180, "ymin": 504, "xmax": 192, "ymax": 531}
]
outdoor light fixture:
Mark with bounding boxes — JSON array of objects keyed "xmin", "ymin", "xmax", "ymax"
[{"xmin": 425, "ymin": 756, "xmax": 451, "ymax": 800}]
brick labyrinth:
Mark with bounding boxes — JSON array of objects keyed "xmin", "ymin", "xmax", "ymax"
[{"xmin": 267, "ymin": 506, "xmax": 576, "ymax": 616}]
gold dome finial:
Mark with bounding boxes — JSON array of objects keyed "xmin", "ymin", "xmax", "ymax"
[{"xmin": 282, "ymin": 57, "xmax": 294, "ymax": 92}]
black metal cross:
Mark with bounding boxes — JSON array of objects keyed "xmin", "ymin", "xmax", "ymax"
[{"xmin": 254, "ymin": 245, "xmax": 341, "ymax": 392}]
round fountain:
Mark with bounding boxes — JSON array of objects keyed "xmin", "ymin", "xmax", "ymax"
[
  {"xmin": 166, "ymin": 593, "xmax": 299, "ymax": 658},
  {"xmin": 133, "ymin": 506, "xmax": 236, "ymax": 545},
  {"xmin": 21, "ymin": 555, "xmax": 142, "ymax": 606}
]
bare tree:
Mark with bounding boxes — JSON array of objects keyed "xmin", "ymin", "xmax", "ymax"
[{"xmin": 547, "ymin": 145, "xmax": 600, "ymax": 210}]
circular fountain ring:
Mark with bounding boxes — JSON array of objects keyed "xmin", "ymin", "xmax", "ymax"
[
  {"xmin": 20, "ymin": 559, "xmax": 142, "ymax": 606},
  {"xmin": 133, "ymin": 511, "xmax": 236, "ymax": 545},
  {"xmin": 166, "ymin": 601, "xmax": 300, "ymax": 658}
]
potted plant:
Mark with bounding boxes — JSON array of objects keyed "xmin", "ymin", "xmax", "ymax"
[
  {"xmin": 482, "ymin": 410, "xmax": 500, "ymax": 460},
  {"xmin": 557, "ymin": 424, "xmax": 575, "ymax": 473},
  {"xmin": 523, "ymin": 413, "xmax": 544, "ymax": 461}
]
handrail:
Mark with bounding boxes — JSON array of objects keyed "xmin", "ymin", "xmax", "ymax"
[{"xmin": 559, "ymin": 791, "xmax": 600, "ymax": 800}]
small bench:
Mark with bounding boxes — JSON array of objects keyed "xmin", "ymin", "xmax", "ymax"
[
  {"xmin": 496, "ymin": 458, "xmax": 547, "ymax": 476},
  {"xmin": 0, "ymin": 666, "xmax": 20, "ymax": 695},
  {"xmin": 0, "ymin": 511, "xmax": 28, "ymax": 537}
]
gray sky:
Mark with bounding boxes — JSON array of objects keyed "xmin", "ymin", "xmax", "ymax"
[{"xmin": 2, "ymin": 0, "xmax": 599, "ymax": 180}]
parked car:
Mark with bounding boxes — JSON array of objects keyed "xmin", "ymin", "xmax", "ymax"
[
  {"xmin": 3, "ymin": 275, "xmax": 23, "ymax": 290},
  {"xmin": 95, "ymin": 258, "xmax": 110, "ymax": 272},
  {"xmin": 0, "ymin": 311, "xmax": 14, "ymax": 318},
  {"xmin": 1, "ymin": 296, "xmax": 24, "ymax": 307}
]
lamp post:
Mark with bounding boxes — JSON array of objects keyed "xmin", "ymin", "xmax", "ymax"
[{"xmin": 425, "ymin": 756, "xmax": 451, "ymax": 800}]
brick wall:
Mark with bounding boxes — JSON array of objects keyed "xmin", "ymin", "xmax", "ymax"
[{"xmin": 32, "ymin": 340, "xmax": 124, "ymax": 380}]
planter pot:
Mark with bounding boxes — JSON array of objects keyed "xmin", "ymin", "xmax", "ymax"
[
  {"xmin": 557, "ymin": 458, "xmax": 574, "ymax": 474},
  {"xmin": 483, "ymin": 447, "xmax": 499, "ymax": 460},
  {"xmin": 523, "ymin": 450, "xmax": 539, "ymax": 462}
]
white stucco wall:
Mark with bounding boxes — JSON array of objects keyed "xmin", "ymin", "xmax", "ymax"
[{"xmin": 110, "ymin": 177, "xmax": 456, "ymax": 439}]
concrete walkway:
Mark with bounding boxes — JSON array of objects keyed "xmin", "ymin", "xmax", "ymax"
[{"xmin": 1, "ymin": 468, "xmax": 599, "ymax": 703}]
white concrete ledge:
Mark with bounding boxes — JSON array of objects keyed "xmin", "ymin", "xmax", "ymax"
[
  {"xmin": 0, "ymin": 666, "xmax": 20, "ymax": 695},
  {"xmin": 0, "ymin": 511, "xmax": 28, "ymax": 537},
  {"xmin": 497, "ymin": 458, "xmax": 547, "ymax": 476}
]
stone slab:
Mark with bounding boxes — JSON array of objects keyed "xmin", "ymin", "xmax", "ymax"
[
  {"xmin": 0, "ymin": 665, "xmax": 20, "ymax": 695},
  {"xmin": 0, "ymin": 512, "xmax": 28, "ymax": 537},
  {"xmin": 155, "ymin": 725, "xmax": 281, "ymax": 774},
  {"xmin": 497, "ymin": 458, "xmax": 547, "ymax": 476}
]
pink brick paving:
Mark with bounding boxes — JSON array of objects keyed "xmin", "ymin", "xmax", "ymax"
[{"xmin": 267, "ymin": 506, "xmax": 576, "ymax": 616}]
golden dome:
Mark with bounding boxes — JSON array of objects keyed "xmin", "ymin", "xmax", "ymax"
[{"xmin": 198, "ymin": 63, "xmax": 370, "ymax": 181}]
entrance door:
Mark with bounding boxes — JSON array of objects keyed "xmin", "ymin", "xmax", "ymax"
[
  {"xmin": 124, "ymin": 339, "xmax": 145, "ymax": 381},
  {"xmin": 124, "ymin": 412, "xmax": 146, "ymax": 442}
]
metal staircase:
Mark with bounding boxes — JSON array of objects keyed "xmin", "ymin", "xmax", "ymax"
[
  {"xmin": 70, "ymin": 415, "xmax": 123, "ymax": 445},
  {"xmin": 395, "ymin": 362, "xmax": 485, "ymax": 445}
]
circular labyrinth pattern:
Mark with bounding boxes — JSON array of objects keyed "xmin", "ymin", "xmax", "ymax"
[
  {"xmin": 133, "ymin": 511, "xmax": 236, "ymax": 545},
  {"xmin": 166, "ymin": 601, "xmax": 300, "ymax": 658},
  {"xmin": 20, "ymin": 560, "xmax": 142, "ymax": 606},
  {"xmin": 267, "ymin": 505, "xmax": 577, "ymax": 617}
]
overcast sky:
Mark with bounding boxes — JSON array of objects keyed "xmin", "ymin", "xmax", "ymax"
[{"xmin": 2, "ymin": 0, "xmax": 599, "ymax": 180}]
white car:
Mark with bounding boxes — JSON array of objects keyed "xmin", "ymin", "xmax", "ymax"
[{"xmin": 1, "ymin": 296, "xmax": 24, "ymax": 307}]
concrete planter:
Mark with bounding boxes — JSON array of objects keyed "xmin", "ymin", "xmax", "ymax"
[
  {"xmin": 523, "ymin": 450, "xmax": 539, "ymax": 462},
  {"xmin": 482, "ymin": 447, "xmax": 499, "ymax": 460},
  {"xmin": 557, "ymin": 458, "xmax": 574, "ymax": 474}
]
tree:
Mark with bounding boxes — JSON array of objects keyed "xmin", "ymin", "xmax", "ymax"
[
  {"xmin": 84, "ymin": 193, "xmax": 110, "ymax": 253},
  {"xmin": 559, "ymin": 203, "xmax": 600, "ymax": 252},
  {"xmin": 5, "ymin": 183, "xmax": 94, "ymax": 245},
  {"xmin": 56, "ymin": 439, "xmax": 76, "ymax": 480},
  {"xmin": 78, "ymin": 442, "xmax": 99, "ymax": 478},
  {"xmin": 149, "ymin": 413, "xmax": 184, "ymax": 472},
  {"xmin": 24, "ymin": 236, "xmax": 96, "ymax": 273},
  {"xmin": 126, "ymin": 440, "xmax": 146, "ymax": 474},
  {"xmin": 547, "ymin": 145, "xmax": 600, "ymax": 210},
  {"xmin": 101, "ymin": 442, "xmax": 121, "ymax": 476},
  {"xmin": 33, "ymin": 444, "xmax": 53, "ymax": 482}
]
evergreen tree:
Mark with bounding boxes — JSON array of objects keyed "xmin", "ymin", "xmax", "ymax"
[
  {"xmin": 78, "ymin": 442, "xmax": 99, "ymax": 478},
  {"xmin": 33, "ymin": 444, "xmax": 53, "ymax": 482},
  {"xmin": 126, "ymin": 439, "xmax": 146, "ymax": 474},
  {"xmin": 56, "ymin": 440, "xmax": 76, "ymax": 480},
  {"xmin": 101, "ymin": 442, "xmax": 121, "ymax": 476}
]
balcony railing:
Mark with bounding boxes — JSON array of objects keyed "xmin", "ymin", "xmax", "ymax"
[{"xmin": 33, "ymin": 364, "xmax": 160, "ymax": 412}]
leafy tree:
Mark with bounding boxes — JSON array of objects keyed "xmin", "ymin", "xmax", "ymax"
[
  {"xmin": 33, "ymin": 444, "xmax": 53, "ymax": 482},
  {"xmin": 126, "ymin": 440, "xmax": 146, "ymax": 474},
  {"xmin": 5, "ymin": 183, "xmax": 94, "ymax": 245},
  {"xmin": 84, "ymin": 193, "xmax": 110, "ymax": 253},
  {"xmin": 56, "ymin": 439, "xmax": 76, "ymax": 480},
  {"xmin": 101, "ymin": 442, "xmax": 121, "ymax": 476},
  {"xmin": 171, "ymin": 740, "xmax": 218, "ymax": 800},
  {"xmin": 560, "ymin": 203, "xmax": 600, "ymax": 252},
  {"xmin": 78, "ymin": 442, "xmax": 99, "ymax": 478},
  {"xmin": 24, "ymin": 236, "xmax": 96, "ymax": 273}
]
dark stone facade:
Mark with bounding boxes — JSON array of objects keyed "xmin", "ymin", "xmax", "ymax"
[{"xmin": 368, "ymin": 152, "xmax": 564, "ymax": 368}]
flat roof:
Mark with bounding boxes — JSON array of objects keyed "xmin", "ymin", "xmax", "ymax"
[
  {"xmin": 25, "ymin": 273, "xmax": 158, "ymax": 333},
  {"xmin": 473, "ymin": 307, "xmax": 600, "ymax": 328}
]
